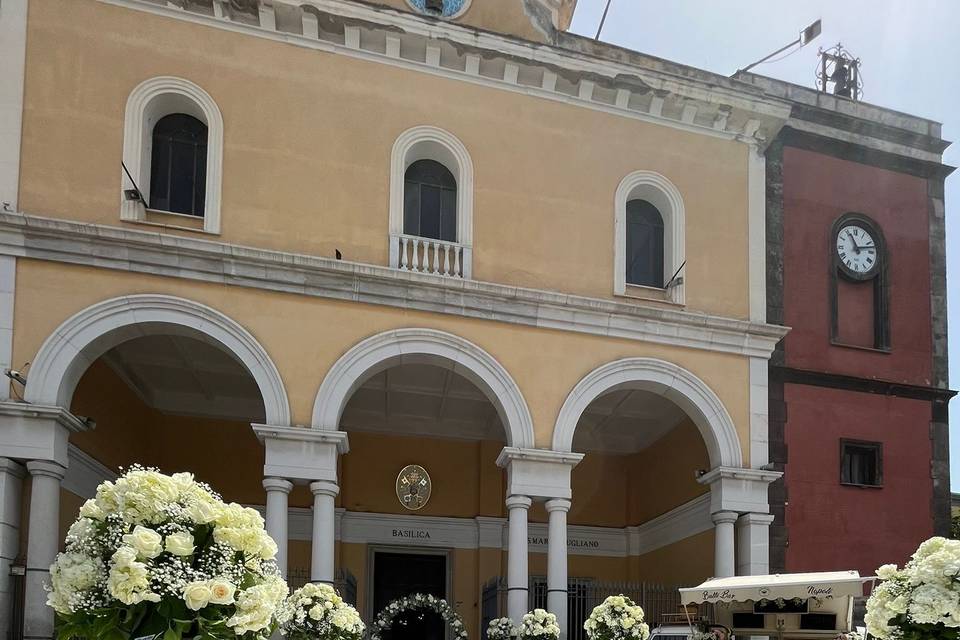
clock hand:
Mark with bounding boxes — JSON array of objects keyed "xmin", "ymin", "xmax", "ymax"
[{"xmin": 847, "ymin": 231, "xmax": 862, "ymax": 252}]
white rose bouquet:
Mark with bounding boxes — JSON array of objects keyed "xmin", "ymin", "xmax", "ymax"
[
  {"xmin": 487, "ymin": 616, "xmax": 517, "ymax": 640},
  {"xmin": 583, "ymin": 595, "xmax": 650, "ymax": 640},
  {"xmin": 47, "ymin": 466, "xmax": 288, "ymax": 640},
  {"xmin": 865, "ymin": 536, "xmax": 960, "ymax": 640},
  {"xmin": 277, "ymin": 583, "xmax": 364, "ymax": 640},
  {"xmin": 518, "ymin": 609, "xmax": 560, "ymax": 640}
]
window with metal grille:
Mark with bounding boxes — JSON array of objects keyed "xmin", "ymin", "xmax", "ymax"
[
  {"xmin": 625, "ymin": 199, "xmax": 664, "ymax": 287},
  {"xmin": 150, "ymin": 113, "xmax": 207, "ymax": 217},
  {"xmin": 840, "ymin": 439, "xmax": 882, "ymax": 486},
  {"xmin": 403, "ymin": 159, "xmax": 457, "ymax": 242}
]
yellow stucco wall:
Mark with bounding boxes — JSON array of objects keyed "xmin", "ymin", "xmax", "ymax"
[
  {"xmin": 19, "ymin": 0, "xmax": 752, "ymax": 318},
  {"xmin": 13, "ymin": 259, "xmax": 751, "ymax": 455}
]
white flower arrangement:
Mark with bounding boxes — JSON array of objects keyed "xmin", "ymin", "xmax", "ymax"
[
  {"xmin": 487, "ymin": 616, "xmax": 517, "ymax": 640},
  {"xmin": 518, "ymin": 609, "xmax": 560, "ymax": 640},
  {"xmin": 47, "ymin": 466, "xmax": 288, "ymax": 640},
  {"xmin": 583, "ymin": 595, "xmax": 650, "ymax": 640},
  {"xmin": 370, "ymin": 593, "xmax": 467, "ymax": 640},
  {"xmin": 277, "ymin": 582, "xmax": 364, "ymax": 640},
  {"xmin": 865, "ymin": 536, "xmax": 960, "ymax": 640}
]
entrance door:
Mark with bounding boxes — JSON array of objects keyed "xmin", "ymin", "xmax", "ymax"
[{"xmin": 372, "ymin": 551, "xmax": 447, "ymax": 640}]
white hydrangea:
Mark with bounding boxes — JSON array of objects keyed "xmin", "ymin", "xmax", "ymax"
[
  {"xmin": 583, "ymin": 594, "xmax": 650, "ymax": 640},
  {"xmin": 866, "ymin": 536, "xmax": 960, "ymax": 639},
  {"xmin": 278, "ymin": 581, "xmax": 364, "ymax": 640},
  {"xmin": 518, "ymin": 609, "xmax": 560, "ymax": 640},
  {"xmin": 46, "ymin": 552, "xmax": 105, "ymax": 614},
  {"xmin": 487, "ymin": 616, "xmax": 517, "ymax": 640}
]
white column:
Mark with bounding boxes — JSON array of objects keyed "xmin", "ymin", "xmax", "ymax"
[
  {"xmin": 25, "ymin": 460, "xmax": 66, "ymax": 640},
  {"xmin": 712, "ymin": 511, "xmax": 738, "ymax": 578},
  {"xmin": 310, "ymin": 480, "xmax": 338, "ymax": 584},
  {"xmin": 546, "ymin": 498, "xmax": 571, "ymax": 640},
  {"xmin": 0, "ymin": 458, "xmax": 25, "ymax": 640},
  {"xmin": 736, "ymin": 513, "xmax": 774, "ymax": 576},
  {"xmin": 263, "ymin": 477, "xmax": 293, "ymax": 578},
  {"xmin": 506, "ymin": 494, "xmax": 532, "ymax": 623}
]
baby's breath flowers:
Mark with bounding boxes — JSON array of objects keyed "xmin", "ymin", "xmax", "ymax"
[
  {"xmin": 47, "ymin": 466, "xmax": 287, "ymax": 640},
  {"xmin": 865, "ymin": 536, "xmax": 960, "ymax": 640}
]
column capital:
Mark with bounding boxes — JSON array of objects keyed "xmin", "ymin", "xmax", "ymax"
[
  {"xmin": 699, "ymin": 466, "xmax": 780, "ymax": 514},
  {"xmin": 253, "ymin": 424, "xmax": 348, "ymax": 483},
  {"xmin": 26, "ymin": 460, "xmax": 66, "ymax": 481},
  {"xmin": 545, "ymin": 498, "xmax": 571, "ymax": 513},
  {"xmin": 263, "ymin": 477, "xmax": 293, "ymax": 494},
  {"xmin": 738, "ymin": 512, "xmax": 775, "ymax": 526},
  {"xmin": 505, "ymin": 494, "xmax": 532, "ymax": 510},
  {"xmin": 711, "ymin": 510, "xmax": 739, "ymax": 526},
  {"xmin": 310, "ymin": 479, "xmax": 339, "ymax": 498},
  {"xmin": 0, "ymin": 401, "xmax": 90, "ymax": 467},
  {"xmin": 497, "ymin": 446, "xmax": 583, "ymax": 501},
  {"xmin": 0, "ymin": 457, "xmax": 26, "ymax": 478}
]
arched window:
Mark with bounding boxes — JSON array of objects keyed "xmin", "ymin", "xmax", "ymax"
[
  {"xmin": 149, "ymin": 114, "xmax": 208, "ymax": 217},
  {"xmin": 625, "ymin": 199, "xmax": 664, "ymax": 287},
  {"xmin": 614, "ymin": 171, "xmax": 685, "ymax": 304},
  {"xmin": 121, "ymin": 77, "xmax": 223, "ymax": 233},
  {"xmin": 403, "ymin": 159, "xmax": 457, "ymax": 242},
  {"xmin": 389, "ymin": 126, "xmax": 474, "ymax": 278}
]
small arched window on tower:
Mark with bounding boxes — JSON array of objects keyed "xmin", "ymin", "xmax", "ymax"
[
  {"xmin": 625, "ymin": 199, "xmax": 665, "ymax": 288},
  {"xmin": 403, "ymin": 159, "xmax": 457, "ymax": 242},
  {"xmin": 149, "ymin": 113, "xmax": 208, "ymax": 217}
]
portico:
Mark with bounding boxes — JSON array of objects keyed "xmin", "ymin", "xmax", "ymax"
[{"xmin": 0, "ymin": 255, "xmax": 784, "ymax": 640}]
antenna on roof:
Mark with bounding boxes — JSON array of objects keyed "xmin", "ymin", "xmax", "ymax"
[
  {"xmin": 737, "ymin": 19, "xmax": 822, "ymax": 74},
  {"xmin": 594, "ymin": 0, "xmax": 613, "ymax": 40}
]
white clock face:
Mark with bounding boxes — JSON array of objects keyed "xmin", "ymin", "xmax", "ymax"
[{"xmin": 836, "ymin": 224, "xmax": 878, "ymax": 275}]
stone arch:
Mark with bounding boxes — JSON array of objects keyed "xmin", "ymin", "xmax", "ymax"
[
  {"xmin": 24, "ymin": 295, "xmax": 290, "ymax": 426},
  {"xmin": 312, "ymin": 328, "xmax": 534, "ymax": 448},
  {"xmin": 552, "ymin": 357, "xmax": 743, "ymax": 468}
]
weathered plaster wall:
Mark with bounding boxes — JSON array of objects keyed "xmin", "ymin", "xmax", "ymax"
[{"xmin": 19, "ymin": 0, "xmax": 753, "ymax": 317}]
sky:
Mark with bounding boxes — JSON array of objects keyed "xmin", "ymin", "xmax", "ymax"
[{"xmin": 566, "ymin": 0, "xmax": 960, "ymax": 488}]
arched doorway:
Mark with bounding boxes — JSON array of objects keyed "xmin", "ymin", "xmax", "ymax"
[
  {"xmin": 312, "ymin": 328, "xmax": 533, "ymax": 637},
  {"xmin": 23, "ymin": 295, "xmax": 294, "ymax": 563},
  {"xmin": 548, "ymin": 358, "xmax": 744, "ymax": 633}
]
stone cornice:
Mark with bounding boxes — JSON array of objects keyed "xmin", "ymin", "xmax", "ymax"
[
  {"xmin": 495, "ymin": 446, "xmax": 584, "ymax": 468},
  {"xmin": 0, "ymin": 400, "xmax": 89, "ymax": 434},
  {"xmin": 252, "ymin": 424, "xmax": 350, "ymax": 454},
  {"xmin": 0, "ymin": 212, "xmax": 789, "ymax": 358},
  {"xmin": 98, "ymin": 0, "xmax": 791, "ymax": 145},
  {"xmin": 697, "ymin": 466, "xmax": 782, "ymax": 486}
]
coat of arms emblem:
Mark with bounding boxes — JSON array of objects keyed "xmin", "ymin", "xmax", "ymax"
[{"xmin": 396, "ymin": 464, "xmax": 432, "ymax": 510}]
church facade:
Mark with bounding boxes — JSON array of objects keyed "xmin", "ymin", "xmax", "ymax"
[{"xmin": 0, "ymin": 1, "xmax": 950, "ymax": 640}]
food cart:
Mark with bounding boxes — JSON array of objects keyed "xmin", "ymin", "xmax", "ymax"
[{"xmin": 678, "ymin": 571, "xmax": 870, "ymax": 639}]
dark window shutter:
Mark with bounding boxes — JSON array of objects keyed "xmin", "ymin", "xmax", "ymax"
[
  {"xmin": 403, "ymin": 159, "xmax": 457, "ymax": 242},
  {"xmin": 150, "ymin": 113, "xmax": 208, "ymax": 217},
  {"xmin": 625, "ymin": 199, "xmax": 665, "ymax": 287}
]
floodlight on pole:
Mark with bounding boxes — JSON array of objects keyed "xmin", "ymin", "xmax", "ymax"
[{"xmin": 738, "ymin": 19, "xmax": 822, "ymax": 74}]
